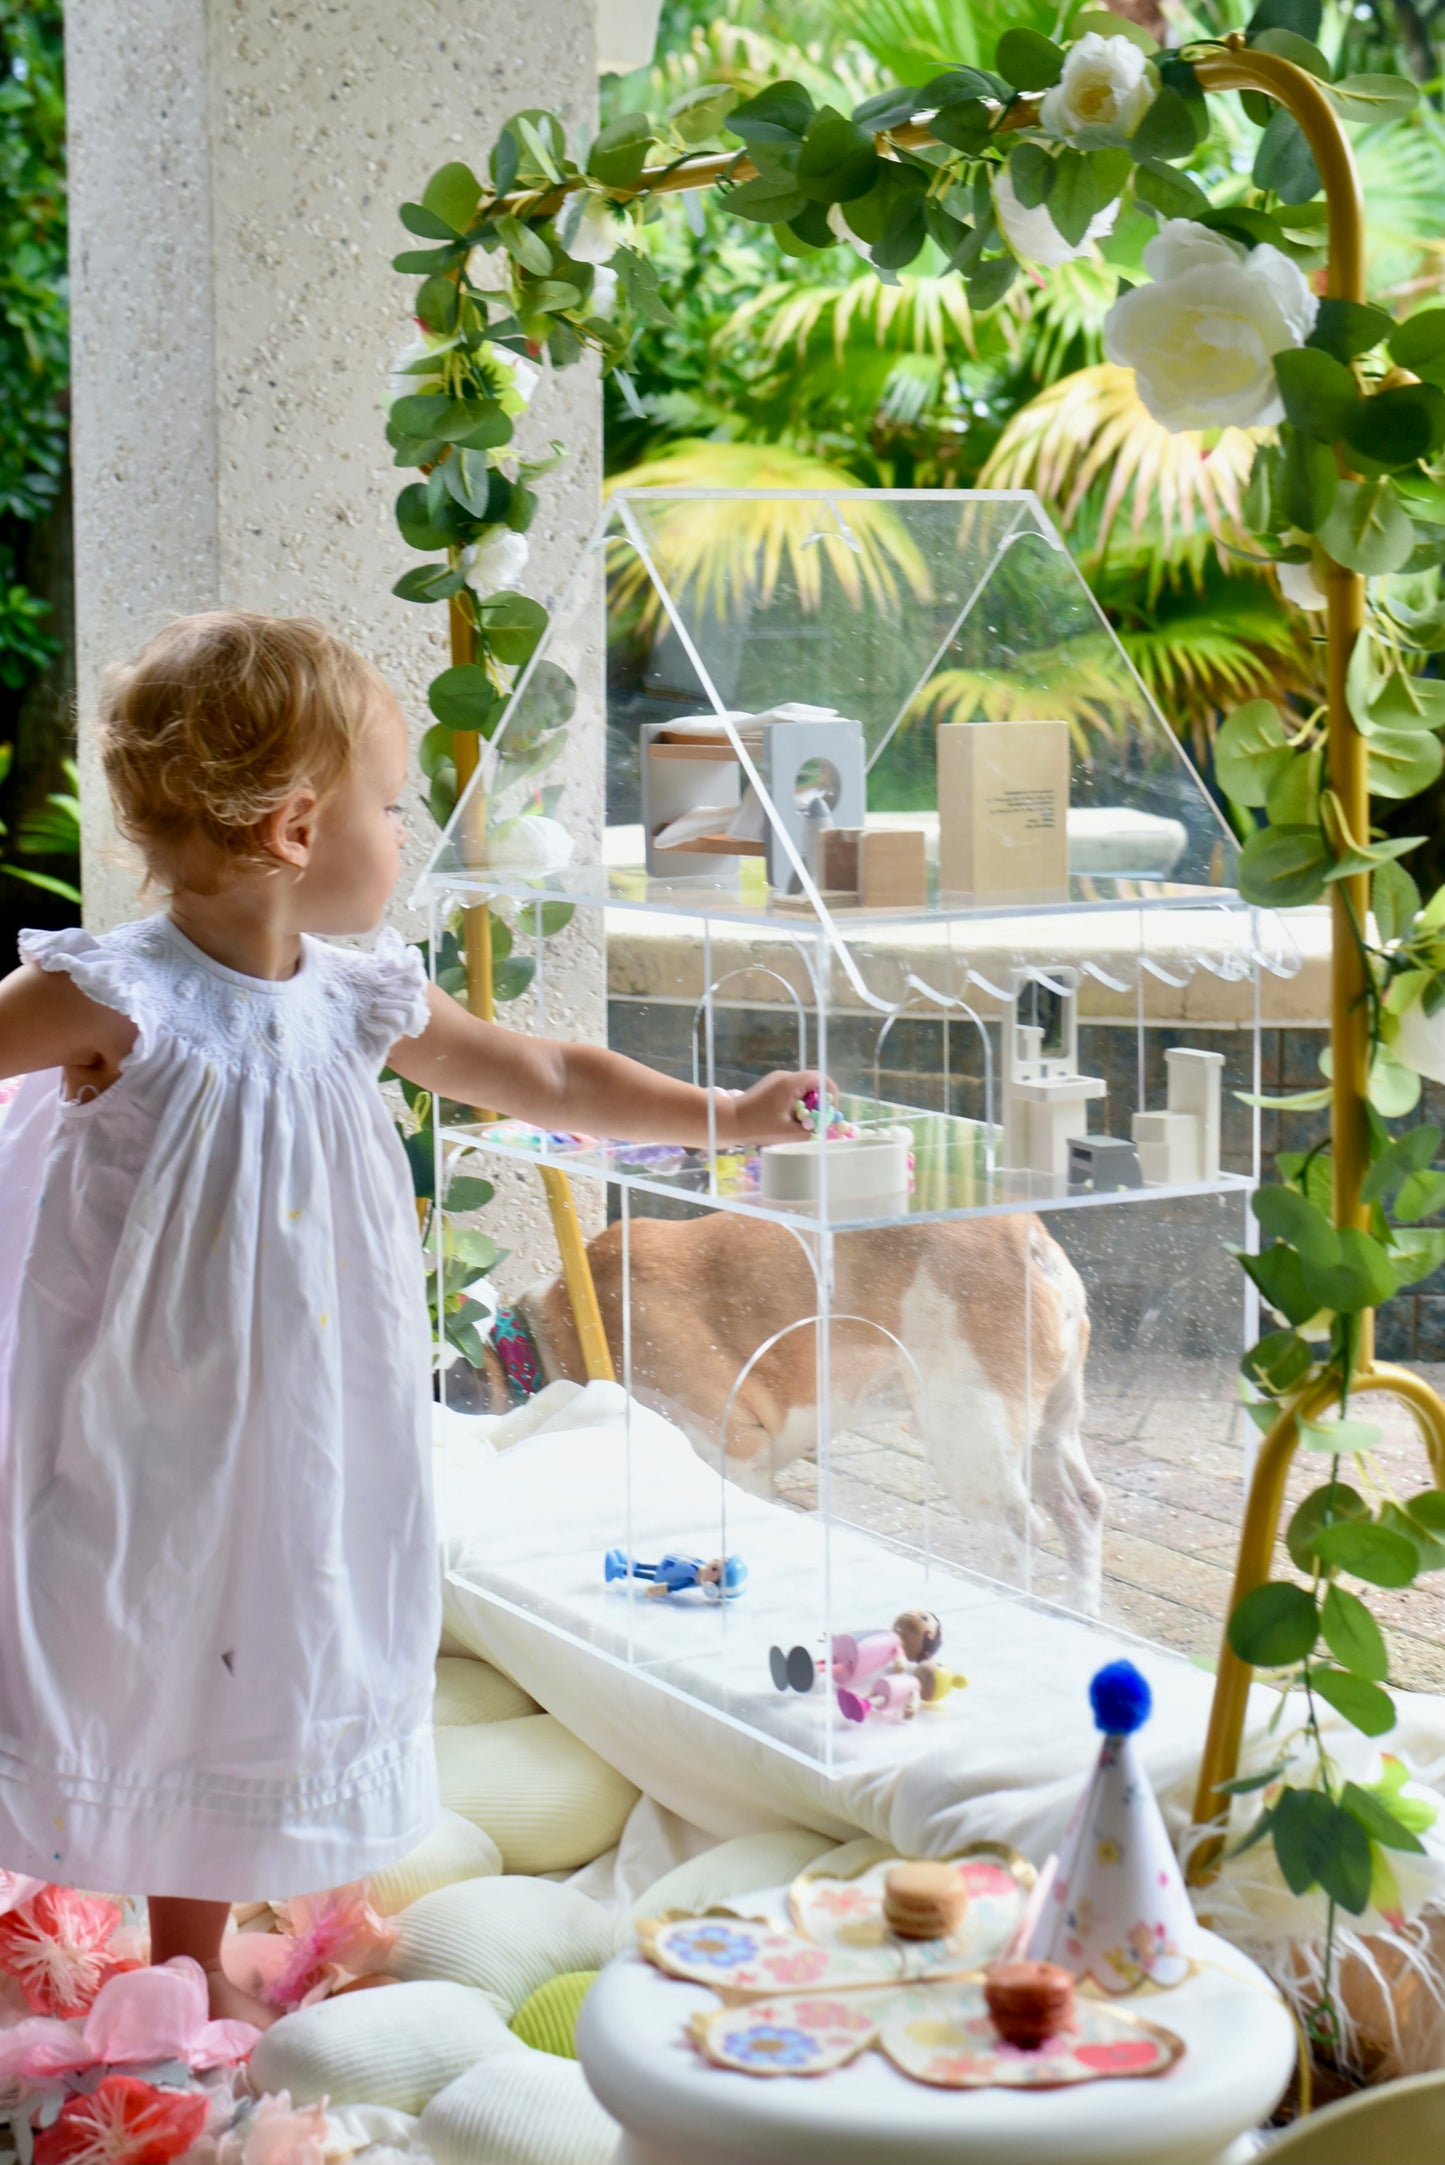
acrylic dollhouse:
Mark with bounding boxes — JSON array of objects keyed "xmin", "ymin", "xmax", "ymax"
[{"xmin": 418, "ymin": 488, "xmax": 1292, "ymax": 1774}]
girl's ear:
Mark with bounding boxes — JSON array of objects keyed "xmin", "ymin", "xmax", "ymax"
[{"xmin": 260, "ymin": 787, "xmax": 319, "ymax": 871}]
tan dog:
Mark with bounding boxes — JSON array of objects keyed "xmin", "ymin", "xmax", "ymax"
[{"xmin": 472, "ymin": 1211, "xmax": 1102, "ymax": 1615}]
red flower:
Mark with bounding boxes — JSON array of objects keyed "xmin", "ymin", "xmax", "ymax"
[
  {"xmin": 0, "ymin": 1887, "xmax": 130, "ymax": 2016},
  {"xmin": 33, "ymin": 2075, "xmax": 208, "ymax": 2163}
]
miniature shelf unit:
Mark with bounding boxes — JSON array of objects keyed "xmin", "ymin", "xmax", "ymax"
[{"xmin": 418, "ymin": 488, "xmax": 1290, "ymax": 1774}]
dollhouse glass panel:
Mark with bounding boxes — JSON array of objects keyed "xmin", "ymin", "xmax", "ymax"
[{"xmin": 421, "ymin": 489, "xmax": 1275, "ymax": 1772}]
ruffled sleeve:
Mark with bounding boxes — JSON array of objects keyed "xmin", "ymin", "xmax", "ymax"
[
  {"xmin": 19, "ymin": 926, "xmax": 156, "ymax": 1052},
  {"xmin": 355, "ymin": 927, "xmax": 431, "ymax": 1064}
]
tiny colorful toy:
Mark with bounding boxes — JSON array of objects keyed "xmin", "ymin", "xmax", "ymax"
[
  {"xmin": 605, "ymin": 1549, "xmax": 748, "ymax": 1602},
  {"xmin": 769, "ymin": 1609, "xmax": 956, "ymax": 1723},
  {"xmin": 790, "ymin": 1086, "xmax": 860, "ymax": 1141}
]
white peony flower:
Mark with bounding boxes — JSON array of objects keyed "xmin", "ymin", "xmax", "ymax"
[
  {"xmin": 1103, "ymin": 219, "xmax": 1319, "ymax": 432},
  {"xmin": 462, "ymin": 528, "xmax": 531, "ymax": 593},
  {"xmin": 826, "ymin": 203, "xmax": 873, "ymax": 264},
  {"xmin": 994, "ymin": 167, "xmax": 1118, "ymax": 268},
  {"xmin": 504, "ymin": 352, "xmax": 541, "ymax": 405},
  {"xmin": 487, "ymin": 814, "xmax": 575, "ymax": 871},
  {"xmin": 590, "ymin": 264, "xmax": 619, "ymax": 316},
  {"xmin": 1278, "ymin": 556, "xmax": 1328, "ymax": 611},
  {"xmin": 1039, "ymin": 32, "xmax": 1157, "ymax": 147},
  {"xmin": 569, "ymin": 194, "xmax": 622, "ymax": 266}
]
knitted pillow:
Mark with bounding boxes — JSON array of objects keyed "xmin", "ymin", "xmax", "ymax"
[{"xmin": 435, "ymin": 1714, "xmax": 639, "ymax": 1874}]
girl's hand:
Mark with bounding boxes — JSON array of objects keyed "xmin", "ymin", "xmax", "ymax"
[{"xmin": 725, "ymin": 1071, "xmax": 834, "ymax": 1147}]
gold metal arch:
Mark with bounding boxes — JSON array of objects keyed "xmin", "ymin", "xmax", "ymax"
[{"xmin": 442, "ymin": 38, "xmax": 1445, "ymax": 1831}]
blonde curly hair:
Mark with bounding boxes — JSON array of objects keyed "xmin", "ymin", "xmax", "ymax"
[{"xmin": 98, "ymin": 611, "xmax": 391, "ymax": 891}]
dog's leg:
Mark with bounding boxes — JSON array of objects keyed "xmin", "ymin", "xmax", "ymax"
[{"xmin": 1032, "ymin": 1353, "xmax": 1105, "ymax": 1617}]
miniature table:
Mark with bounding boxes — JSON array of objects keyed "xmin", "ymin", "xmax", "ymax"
[{"xmin": 577, "ymin": 1896, "xmax": 1294, "ymax": 2165}]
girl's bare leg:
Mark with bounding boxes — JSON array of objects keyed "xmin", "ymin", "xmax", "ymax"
[{"xmin": 148, "ymin": 1894, "xmax": 277, "ymax": 2029}]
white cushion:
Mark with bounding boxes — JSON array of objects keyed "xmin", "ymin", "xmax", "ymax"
[
  {"xmin": 434, "ymin": 1654, "xmax": 539, "ymax": 1727},
  {"xmin": 436, "ymin": 1715, "xmax": 639, "ymax": 1874},
  {"xmin": 420, "ymin": 2049, "xmax": 617, "ymax": 2165},
  {"xmin": 368, "ymin": 1806, "xmax": 503, "ymax": 1917},
  {"xmin": 388, "ymin": 1874, "xmax": 615, "ymax": 2020},
  {"xmin": 249, "ymin": 1979, "xmax": 513, "ymax": 2113}
]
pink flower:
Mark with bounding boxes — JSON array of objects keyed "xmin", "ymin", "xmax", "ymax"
[
  {"xmin": 0, "ymin": 1889, "xmax": 132, "ymax": 2017},
  {"xmin": 32, "ymin": 2074, "xmax": 209, "ymax": 2163},
  {"xmin": 762, "ymin": 1950, "xmax": 829, "ymax": 1986},
  {"xmin": 261, "ymin": 1883, "xmax": 396, "ymax": 2010},
  {"xmin": 0, "ymin": 1958, "xmax": 259, "ymax": 2088},
  {"xmin": 209, "ymin": 2091, "xmax": 331, "ymax": 2164}
]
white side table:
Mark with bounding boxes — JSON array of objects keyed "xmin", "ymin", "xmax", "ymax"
[{"xmin": 577, "ymin": 1898, "xmax": 1294, "ymax": 2165}]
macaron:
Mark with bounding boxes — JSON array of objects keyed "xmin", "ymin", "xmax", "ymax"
[
  {"xmin": 984, "ymin": 1958, "xmax": 1076, "ymax": 2049},
  {"xmin": 882, "ymin": 1861, "xmax": 968, "ymax": 1941}
]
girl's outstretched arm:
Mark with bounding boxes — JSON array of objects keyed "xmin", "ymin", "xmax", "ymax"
[
  {"xmin": 0, "ymin": 962, "xmax": 136, "ymax": 1094},
  {"xmin": 389, "ymin": 985, "xmax": 820, "ymax": 1148}
]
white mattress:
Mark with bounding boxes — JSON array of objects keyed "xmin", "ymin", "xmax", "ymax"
[{"xmin": 436, "ymin": 1382, "xmax": 1255, "ymax": 1859}]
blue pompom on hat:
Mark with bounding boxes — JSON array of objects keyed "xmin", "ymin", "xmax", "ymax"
[{"xmin": 1088, "ymin": 1659, "xmax": 1152, "ymax": 1736}]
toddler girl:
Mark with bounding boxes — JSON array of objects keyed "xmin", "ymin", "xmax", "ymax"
[{"xmin": 0, "ymin": 611, "xmax": 817, "ymax": 2025}]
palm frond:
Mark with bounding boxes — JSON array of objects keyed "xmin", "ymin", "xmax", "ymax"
[
  {"xmin": 724, "ymin": 268, "xmax": 983, "ymax": 366},
  {"xmin": 1109, "ymin": 579, "xmax": 1316, "ymax": 762},
  {"xmin": 980, "ymin": 364, "xmax": 1262, "ymax": 582},
  {"xmin": 908, "ymin": 645, "xmax": 1127, "ymax": 759},
  {"xmin": 834, "ymin": 0, "xmax": 1065, "ymax": 80},
  {"xmin": 605, "ymin": 439, "xmax": 935, "ymax": 620}
]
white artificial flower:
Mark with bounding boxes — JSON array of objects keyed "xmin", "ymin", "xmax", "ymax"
[
  {"xmin": 388, "ymin": 331, "xmax": 448, "ymax": 405},
  {"xmin": 462, "ymin": 527, "xmax": 531, "ymax": 594},
  {"xmin": 487, "ymin": 814, "xmax": 575, "ymax": 871},
  {"xmin": 826, "ymin": 202, "xmax": 873, "ymax": 264},
  {"xmin": 1039, "ymin": 31, "xmax": 1157, "ymax": 147},
  {"xmin": 994, "ymin": 167, "xmax": 1118, "ymax": 268},
  {"xmin": 570, "ymin": 194, "xmax": 622, "ymax": 266},
  {"xmin": 1278, "ymin": 557, "xmax": 1328, "ymax": 611},
  {"xmin": 1103, "ymin": 219, "xmax": 1319, "ymax": 431},
  {"xmin": 505, "ymin": 352, "xmax": 541, "ymax": 405},
  {"xmin": 590, "ymin": 264, "xmax": 619, "ymax": 315}
]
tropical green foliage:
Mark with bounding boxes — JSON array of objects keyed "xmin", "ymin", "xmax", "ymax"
[{"xmin": 0, "ymin": 0, "xmax": 72, "ymax": 912}]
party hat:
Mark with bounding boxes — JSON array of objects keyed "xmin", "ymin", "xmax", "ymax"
[{"xmin": 1027, "ymin": 1660, "xmax": 1199, "ymax": 1994}]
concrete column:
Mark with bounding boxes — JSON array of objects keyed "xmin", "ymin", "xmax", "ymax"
[
  {"xmin": 68, "ymin": 0, "xmax": 605, "ymax": 1288},
  {"xmin": 67, "ymin": 0, "xmax": 600, "ymax": 931}
]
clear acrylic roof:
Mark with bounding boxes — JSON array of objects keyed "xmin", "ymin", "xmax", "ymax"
[{"xmin": 416, "ymin": 488, "xmax": 1240, "ymax": 928}]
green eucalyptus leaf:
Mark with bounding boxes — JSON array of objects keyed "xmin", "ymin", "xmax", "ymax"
[
  {"xmin": 797, "ymin": 106, "xmax": 879, "ymax": 203},
  {"xmin": 1371, "ymin": 670, "xmax": 1445, "ymax": 733},
  {"xmin": 1242, "ymin": 1241, "xmax": 1321, "ymax": 1327},
  {"xmin": 1274, "ymin": 347, "xmax": 1358, "ymax": 443},
  {"xmin": 1247, "ymin": 0, "xmax": 1323, "ymax": 42},
  {"xmin": 587, "ymin": 113, "xmax": 653, "ymax": 190},
  {"xmin": 1287, "ymin": 1483, "xmax": 1369, "ymax": 1574},
  {"xmin": 1266, "ymin": 743, "xmax": 1323, "ymax": 826},
  {"xmin": 1311, "ymin": 1664, "xmax": 1398, "ymax": 1737},
  {"xmin": 995, "ymin": 26, "xmax": 1065, "ymax": 91},
  {"xmin": 1319, "ymin": 479, "xmax": 1417, "ymax": 575},
  {"xmin": 1312, "ymin": 1519, "xmax": 1419, "ymax": 1587},
  {"xmin": 393, "ymin": 563, "xmax": 465, "ymax": 605},
  {"xmin": 1345, "ymin": 385, "xmax": 1445, "ymax": 473},
  {"xmin": 1242, "ymin": 1327, "xmax": 1315, "ymax": 1394},
  {"xmin": 1254, "ymin": 107, "xmax": 1321, "ymax": 203},
  {"xmin": 1304, "ymin": 1225, "xmax": 1399, "ymax": 1311},
  {"xmin": 930, "ymin": 98, "xmax": 994, "ymax": 155},
  {"xmin": 1390, "ymin": 1224, "xmax": 1445, "ymax": 1283},
  {"xmin": 1390, "ymin": 310, "xmax": 1445, "ymax": 388},
  {"xmin": 1395, "ymin": 1168, "xmax": 1445, "ymax": 1223},
  {"xmin": 1374, "ymin": 857, "xmax": 1421, "ymax": 945},
  {"xmin": 400, "ymin": 201, "xmax": 467, "ymax": 242},
  {"xmin": 1249, "ymin": 26, "xmax": 1331, "ymax": 76},
  {"xmin": 1369, "ymin": 724, "xmax": 1445, "ymax": 799},
  {"xmin": 1327, "ymin": 74, "xmax": 1421, "ymax": 123},
  {"xmin": 851, "ymin": 85, "xmax": 924, "ymax": 130},
  {"xmin": 670, "ymin": 83, "xmax": 742, "ymax": 145},
  {"xmin": 393, "ymin": 243, "xmax": 468, "ymax": 274},
  {"xmin": 444, "ymin": 1175, "xmax": 495, "ymax": 1214},
  {"xmin": 1254, "ymin": 1182, "xmax": 1339, "ymax": 1262},
  {"xmin": 1047, "ymin": 149, "xmax": 1099, "ymax": 248},
  {"xmin": 1131, "ymin": 84, "xmax": 1197, "ymax": 164},
  {"xmin": 612, "ymin": 247, "xmax": 676, "ymax": 328},
  {"xmin": 1308, "ymin": 299, "xmax": 1394, "ymax": 364},
  {"xmin": 396, "ymin": 482, "xmax": 458, "ymax": 553},
  {"xmin": 1009, "ymin": 139, "xmax": 1055, "ymax": 209},
  {"xmin": 1321, "ymin": 1585, "xmax": 1389, "ymax": 1680},
  {"xmin": 1299, "ymin": 1415, "xmax": 1383, "ymax": 1454},
  {"xmin": 1361, "ymin": 1122, "xmax": 1440, "ymax": 1202},
  {"xmin": 476, "ymin": 591, "xmax": 548, "ymax": 666},
  {"xmin": 1279, "ymin": 426, "xmax": 1338, "ymax": 532},
  {"xmin": 428, "ymin": 663, "xmax": 503, "ymax": 734},
  {"xmin": 1368, "ymin": 1044, "xmax": 1423, "ymax": 1118},
  {"xmin": 415, "ymin": 276, "xmax": 461, "ymax": 337},
  {"xmin": 539, "ymin": 900, "xmax": 575, "ymax": 935},
  {"xmin": 496, "ymin": 214, "xmax": 555, "ymax": 277},
  {"xmin": 1228, "ymin": 1580, "xmax": 1319, "ymax": 1666},
  {"xmin": 1271, "ymin": 1786, "xmax": 1373, "ymax": 1912},
  {"xmin": 1238, "ymin": 823, "xmax": 1331, "ymax": 907},
  {"xmin": 725, "ymin": 175, "xmax": 809, "ymax": 225},
  {"xmin": 1215, "ymin": 700, "xmax": 1294, "ymax": 807},
  {"xmin": 727, "ymin": 79, "xmax": 816, "ymax": 143},
  {"xmin": 966, "ymin": 253, "xmax": 1017, "ymax": 314},
  {"xmin": 1133, "ymin": 157, "xmax": 1210, "ymax": 219},
  {"xmin": 1340, "ymin": 1779, "xmax": 1425, "ymax": 1853},
  {"xmin": 493, "ymin": 955, "xmax": 537, "ymax": 1003},
  {"xmin": 423, "ymin": 162, "xmax": 483, "ymax": 235}
]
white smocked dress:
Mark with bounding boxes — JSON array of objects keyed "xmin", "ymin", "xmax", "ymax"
[{"xmin": 0, "ymin": 914, "xmax": 440, "ymax": 1899}]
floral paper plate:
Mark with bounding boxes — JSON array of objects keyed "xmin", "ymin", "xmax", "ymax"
[
  {"xmin": 687, "ymin": 1977, "xmax": 1183, "ymax": 2089},
  {"xmin": 788, "ymin": 1843, "xmax": 1033, "ymax": 1975}
]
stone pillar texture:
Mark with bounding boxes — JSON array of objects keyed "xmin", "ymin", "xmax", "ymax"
[{"xmin": 67, "ymin": 0, "xmax": 605, "ymax": 1290}]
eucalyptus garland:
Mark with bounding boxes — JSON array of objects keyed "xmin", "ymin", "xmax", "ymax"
[{"xmin": 390, "ymin": 0, "xmax": 1445, "ymax": 2035}]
